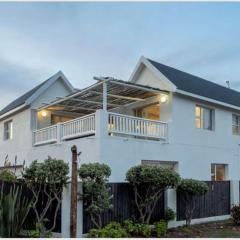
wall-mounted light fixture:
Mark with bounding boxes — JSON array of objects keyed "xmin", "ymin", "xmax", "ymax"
[
  {"xmin": 41, "ymin": 110, "xmax": 47, "ymax": 117},
  {"xmin": 160, "ymin": 95, "xmax": 168, "ymax": 103}
]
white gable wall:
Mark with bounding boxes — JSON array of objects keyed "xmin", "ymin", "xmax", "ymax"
[
  {"xmin": 135, "ymin": 65, "xmax": 170, "ymax": 90},
  {"xmin": 31, "ymin": 78, "xmax": 72, "ymax": 109}
]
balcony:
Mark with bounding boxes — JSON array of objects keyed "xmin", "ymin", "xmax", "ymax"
[{"xmin": 33, "ymin": 111, "xmax": 168, "ymax": 146}]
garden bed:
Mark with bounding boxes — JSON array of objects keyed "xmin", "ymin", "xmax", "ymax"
[{"xmin": 166, "ymin": 220, "xmax": 240, "ymax": 238}]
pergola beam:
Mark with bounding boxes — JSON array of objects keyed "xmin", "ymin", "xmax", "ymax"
[
  {"xmin": 88, "ymin": 90, "xmax": 145, "ymax": 102},
  {"xmin": 71, "ymin": 98, "xmax": 120, "ymax": 107},
  {"xmin": 47, "ymin": 103, "xmax": 97, "ymax": 112}
]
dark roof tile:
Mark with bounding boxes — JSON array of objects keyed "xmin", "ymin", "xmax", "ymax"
[{"xmin": 148, "ymin": 58, "xmax": 240, "ymax": 108}]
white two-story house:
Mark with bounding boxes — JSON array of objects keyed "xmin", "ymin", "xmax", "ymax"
[{"xmin": 0, "ymin": 56, "xmax": 240, "ymax": 182}]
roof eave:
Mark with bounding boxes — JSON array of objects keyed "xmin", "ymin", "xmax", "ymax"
[
  {"xmin": 0, "ymin": 104, "xmax": 29, "ymax": 121},
  {"xmin": 176, "ymin": 89, "xmax": 240, "ymax": 112},
  {"xmin": 25, "ymin": 71, "xmax": 74, "ymax": 106}
]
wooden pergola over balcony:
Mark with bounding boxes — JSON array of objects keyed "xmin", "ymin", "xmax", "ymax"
[
  {"xmin": 33, "ymin": 78, "xmax": 169, "ymax": 146},
  {"xmin": 39, "ymin": 77, "xmax": 168, "ymax": 115}
]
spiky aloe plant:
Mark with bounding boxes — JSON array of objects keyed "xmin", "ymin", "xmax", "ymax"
[{"xmin": 0, "ymin": 183, "xmax": 32, "ymax": 237}]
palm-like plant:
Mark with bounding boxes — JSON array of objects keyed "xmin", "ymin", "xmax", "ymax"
[{"xmin": 0, "ymin": 183, "xmax": 32, "ymax": 237}]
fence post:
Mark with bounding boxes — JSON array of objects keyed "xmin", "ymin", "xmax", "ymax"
[
  {"xmin": 70, "ymin": 145, "xmax": 78, "ymax": 238},
  {"xmin": 230, "ymin": 180, "xmax": 239, "ymax": 207},
  {"xmin": 165, "ymin": 188, "xmax": 177, "ymax": 228},
  {"xmin": 61, "ymin": 183, "xmax": 83, "ymax": 238}
]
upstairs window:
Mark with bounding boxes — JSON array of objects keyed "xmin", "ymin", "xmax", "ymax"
[
  {"xmin": 4, "ymin": 120, "xmax": 13, "ymax": 140},
  {"xmin": 195, "ymin": 105, "xmax": 213, "ymax": 130},
  {"xmin": 232, "ymin": 114, "xmax": 240, "ymax": 135}
]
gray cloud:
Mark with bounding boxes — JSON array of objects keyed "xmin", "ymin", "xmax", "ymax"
[{"xmin": 0, "ymin": 57, "xmax": 52, "ymax": 109}]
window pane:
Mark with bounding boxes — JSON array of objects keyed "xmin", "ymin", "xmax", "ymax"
[
  {"xmin": 196, "ymin": 118, "xmax": 201, "ymax": 129},
  {"xmin": 216, "ymin": 165, "xmax": 225, "ymax": 181},
  {"xmin": 232, "ymin": 115, "xmax": 238, "ymax": 125},
  {"xmin": 232, "ymin": 114, "xmax": 240, "ymax": 135},
  {"xmin": 9, "ymin": 121, "xmax": 13, "ymax": 139},
  {"xmin": 233, "ymin": 126, "xmax": 239, "ymax": 135},
  {"xmin": 211, "ymin": 164, "xmax": 226, "ymax": 181},
  {"xmin": 195, "ymin": 106, "xmax": 201, "ymax": 118},
  {"xmin": 203, "ymin": 108, "xmax": 212, "ymax": 130},
  {"xmin": 4, "ymin": 120, "xmax": 13, "ymax": 140},
  {"xmin": 196, "ymin": 106, "xmax": 213, "ymax": 130}
]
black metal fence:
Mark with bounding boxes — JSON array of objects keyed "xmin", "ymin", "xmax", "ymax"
[
  {"xmin": 0, "ymin": 180, "xmax": 61, "ymax": 233},
  {"xmin": 83, "ymin": 182, "xmax": 165, "ymax": 233},
  {"xmin": 177, "ymin": 181, "xmax": 230, "ymax": 221}
]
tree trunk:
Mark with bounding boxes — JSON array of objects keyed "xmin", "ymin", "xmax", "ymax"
[{"xmin": 70, "ymin": 145, "xmax": 78, "ymax": 238}]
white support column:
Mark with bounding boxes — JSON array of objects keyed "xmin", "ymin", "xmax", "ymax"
[
  {"xmin": 230, "ymin": 180, "xmax": 239, "ymax": 206},
  {"xmin": 102, "ymin": 81, "xmax": 107, "ymax": 111},
  {"xmin": 95, "ymin": 109, "xmax": 109, "ymax": 138},
  {"xmin": 61, "ymin": 183, "xmax": 83, "ymax": 238}
]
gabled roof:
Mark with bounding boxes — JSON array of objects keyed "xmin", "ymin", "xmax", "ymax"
[
  {"xmin": 130, "ymin": 56, "xmax": 240, "ymax": 109},
  {"xmin": 0, "ymin": 71, "xmax": 74, "ymax": 117},
  {"xmin": 147, "ymin": 58, "xmax": 240, "ymax": 108}
]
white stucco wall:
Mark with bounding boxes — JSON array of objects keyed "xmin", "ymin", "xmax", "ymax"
[
  {"xmin": 32, "ymin": 78, "xmax": 72, "ymax": 109},
  {"xmin": 0, "ymin": 108, "xmax": 32, "ymax": 165},
  {"xmin": 98, "ymin": 94, "xmax": 240, "ymax": 182},
  {"xmin": 136, "ymin": 65, "xmax": 170, "ymax": 90}
]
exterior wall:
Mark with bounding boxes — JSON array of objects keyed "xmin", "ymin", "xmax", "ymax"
[
  {"xmin": 32, "ymin": 79, "xmax": 71, "ymax": 109},
  {"xmin": 0, "ymin": 108, "xmax": 32, "ymax": 165},
  {"xmin": 33, "ymin": 79, "xmax": 73, "ymax": 129},
  {"xmin": 99, "ymin": 95, "xmax": 240, "ymax": 182},
  {"xmin": 136, "ymin": 65, "xmax": 170, "ymax": 90},
  {"xmin": 0, "ymin": 78, "xmax": 73, "ymax": 166}
]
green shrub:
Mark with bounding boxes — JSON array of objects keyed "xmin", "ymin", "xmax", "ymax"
[
  {"xmin": 231, "ymin": 205, "xmax": 240, "ymax": 225},
  {"xmin": 0, "ymin": 185, "xmax": 32, "ymax": 237},
  {"xmin": 133, "ymin": 223, "xmax": 152, "ymax": 237},
  {"xmin": 178, "ymin": 179, "xmax": 208, "ymax": 226},
  {"xmin": 122, "ymin": 219, "xmax": 135, "ymax": 235},
  {"xmin": 178, "ymin": 179, "xmax": 208, "ymax": 196},
  {"xmin": 122, "ymin": 220, "xmax": 151, "ymax": 237},
  {"xmin": 0, "ymin": 170, "xmax": 16, "ymax": 182},
  {"xmin": 79, "ymin": 163, "xmax": 112, "ymax": 229},
  {"xmin": 155, "ymin": 220, "xmax": 167, "ymax": 237},
  {"xmin": 88, "ymin": 222, "xmax": 128, "ymax": 238},
  {"xmin": 126, "ymin": 165, "xmax": 180, "ymax": 223},
  {"xmin": 164, "ymin": 207, "xmax": 175, "ymax": 222}
]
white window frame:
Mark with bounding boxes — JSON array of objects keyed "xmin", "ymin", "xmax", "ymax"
[
  {"xmin": 4, "ymin": 120, "xmax": 13, "ymax": 141},
  {"xmin": 232, "ymin": 114, "xmax": 240, "ymax": 135},
  {"xmin": 195, "ymin": 105, "xmax": 214, "ymax": 130}
]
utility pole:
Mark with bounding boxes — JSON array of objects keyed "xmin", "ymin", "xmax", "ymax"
[{"xmin": 70, "ymin": 145, "xmax": 78, "ymax": 238}]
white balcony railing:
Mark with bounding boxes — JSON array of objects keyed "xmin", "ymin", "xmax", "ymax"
[
  {"xmin": 108, "ymin": 112, "xmax": 168, "ymax": 140},
  {"xmin": 61, "ymin": 113, "xmax": 96, "ymax": 140},
  {"xmin": 33, "ymin": 113, "xmax": 96, "ymax": 146},
  {"xmin": 33, "ymin": 125, "xmax": 58, "ymax": 146},
  {"xmin": 33, "ymin": 111, "xmax": 168, "ymax": 146}
]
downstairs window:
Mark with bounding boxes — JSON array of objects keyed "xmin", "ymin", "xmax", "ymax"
[{"xmin": 211, "ymin": 164, "xmax": 227, "ymax": 181}]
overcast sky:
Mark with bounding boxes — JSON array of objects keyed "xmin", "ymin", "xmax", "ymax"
[{"xmin": 0, "ymin": 2, "xmax": 240, "ymax": 109}]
